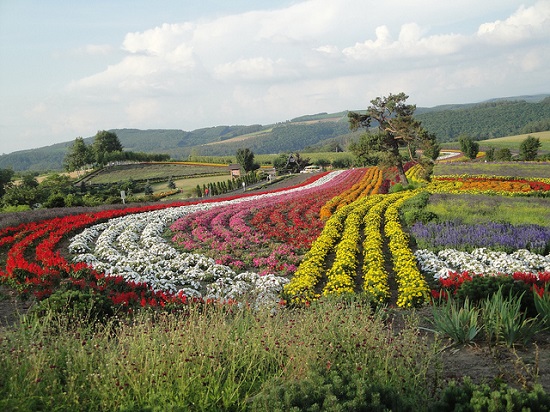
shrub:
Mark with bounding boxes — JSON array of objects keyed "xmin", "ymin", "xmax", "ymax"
[
  {"xmin": 431, "ymin": 378, "xmax": 550, "ymax": 412},
  {"xmin": 456, "ymin": 275, "xmax": 536, "ymax": 317}
]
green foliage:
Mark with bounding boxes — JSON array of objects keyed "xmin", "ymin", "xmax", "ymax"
[
  {"xmin": 417, "ymin": 98, "xmax": 550, "ymax": 142},
  {"xmin": 431, "ymin": 378, "xmax": 550, "ymax": 412},
  {"xmin": 29, "ymin": 289, "xmax": 114, "ymax": 324},
  {"xmin": 485, "ymin": 146, "xmax": 495, "ymax": 161},
  {"xmin": 431, "ymin": 297, "xmax": 482, "ymax": 344},
  {"xmin": 64, "ymin": 137, "xmax": 93, "ymax": 172},
  {"xmin": 494, "ymin": 147, "xmax": 512, "ymax": 161},
  {"xmin": 399, "ymin": 191, "xmax": 438, "ymax": 226},
  {"xmin": 0, "ymin": 167, "xmax": 14, "ymax": 197},
  {"xmin": 348, "ymin": 93, "xmax": 440, "ymax": 184},
  {"xmin": 458, "ymin": 134, "xmax": 480, "ymax": 159},
  {"xmin": 481, "ymin": 287, "xmax": 543, "ymax": 347},
  {"xmin": 519, "ymin": 135, "xmax": 542, "ymax": 160},
  {"xmin": 533, "ymin": 286, "xmax": 550, "ymax": 327},
  {"xmin": 456, "ymin": 275, "xmax": 535, "ymax": 316},
  {"xmin": 236, "ymin": 148, "xmax": 259, "ymax": 172},
  {"xmin": 92, "ymin": 130, "xmax": 123, "ymax": 165},
  {"xmin": 249, "ymin": 367, "xmax": 417, "ymax": 411}
]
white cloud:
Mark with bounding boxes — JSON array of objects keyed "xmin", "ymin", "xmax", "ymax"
[
  {"xmin": 477, "ymin": 1, "xmax": 550, "ymax": 44},
  {"xmin": 3, "ymin": 0, "xmax": 550, "ymax": 154}
]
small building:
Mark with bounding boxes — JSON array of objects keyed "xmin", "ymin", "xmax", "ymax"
[{"xmin": 229, "ymin": 164, "xmax": 241, "ymax": 178}]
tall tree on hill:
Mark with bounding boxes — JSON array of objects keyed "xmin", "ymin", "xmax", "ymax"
[
  {"xmin": 348, "ymin": 92, "xmax": 440, "ymax": 185},
  {"xmin": 93, "ymin": 130, "xmax": 123, "ymax": 165},
  {"xmin": 64, "ymin": 137, "xmax": 93, "ymax": 173},
  {"xmin": 236, "ymin": 148, "xmax": 259, "ymax": 173},
  {"xmin": 519, "ymin": 135, "xmax": 541, "ymax": 161}
]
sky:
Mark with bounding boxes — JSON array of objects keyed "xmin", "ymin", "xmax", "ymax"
[{"xmin": 1, "ymin": 0, "xmax": 549, "ymax": 155}]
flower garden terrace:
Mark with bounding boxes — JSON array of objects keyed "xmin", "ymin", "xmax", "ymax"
[{"xmin": 1, "ymin": 164, "xmax": 550, "ymax": 312}]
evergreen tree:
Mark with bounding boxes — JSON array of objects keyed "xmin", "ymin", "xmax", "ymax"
[{"xmin": 519, "ymin": 135, "xmax": 541, "ymax": 160}]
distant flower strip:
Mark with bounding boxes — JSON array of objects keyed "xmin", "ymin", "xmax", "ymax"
[
  {"xmin": 411, "ymin": 221, "xmax": 550, "ymax": 255},
  {"xmin": 428, "ymin": 175, "xmax": 550, "ymax": 196},
  {"xmin": 319, "ymin": 167, "xmax": 383, "ymax": 220},
  {"xmin": 415, "ymin": 248, "xmax": 550, "ymax": 280}
]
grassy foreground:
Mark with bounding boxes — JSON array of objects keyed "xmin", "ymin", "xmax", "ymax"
[{"xmin": 1, "ymin": 299, "xmax": 442, "ymax": 411}]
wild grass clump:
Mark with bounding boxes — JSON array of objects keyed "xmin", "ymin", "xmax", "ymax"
[{"xmin": 0, "ymin": 298, "xmax": 441, "ymax": 411}]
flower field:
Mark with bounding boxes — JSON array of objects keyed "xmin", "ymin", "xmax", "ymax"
[
  {"xmin": 1, "ymin": 165, "xmax": 550, "ymax": 311},
  {"xmin": 2, "ymin": 163, "xmax": 550, "ymax": 410}
]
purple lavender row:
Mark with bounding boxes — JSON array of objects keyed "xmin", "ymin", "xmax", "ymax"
[{"xmin": 411, "ymin": 221, "xmax": 550, "ymax": 255}]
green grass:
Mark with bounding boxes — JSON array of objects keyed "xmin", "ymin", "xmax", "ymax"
[
  {"xmin": 87, "ymin": 163, "xmax": 229, "ymax": 184},
  {"xmin": 441, "ymin": 131, "xmax": 550, "ymax": 153},
  {"xmin": 153, "ymin": 174, "xmax": 238, "ymax": 199},
  {"xmin": 424, "ymin": 194, "xmax": 550, "ymax": 226},
  {"xmin": 0, "ymin": 300, "xmax": 441, "ymax": 411},
  {"xmin": 433, "ymin": 161, "xmax": 550, "ymax": 179}
]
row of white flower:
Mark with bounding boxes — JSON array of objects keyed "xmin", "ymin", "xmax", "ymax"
[
  {"xmin": 68, "ymin": 171, "xmax": 344, "ymax": 308},
  {"xmin": 415, "ymin": 247, "xmax": 550, "ymax": 279}
]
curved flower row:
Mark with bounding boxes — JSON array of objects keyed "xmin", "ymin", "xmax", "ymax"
[
  {"xmin": 384, "ymin": 191, "xmax": 430, "ymax": 308},
  {"xmin": 68, "ymin": 171, "xmax": 353, "ymax": 308},
  {"xmin": 0, "ymin": 172, "xmax": 330, "ymax": 307},
  {"xmin": 405, "ymin": 164, "xmax": 429, "ymax": 184},
  {"xmin": 169, "ymin": 169, "xmax": 364, "ymax": 275},
  {"xmin": 415, "ymin": 247, "xmax": 550, "ymax": 280},
  {"xmin": 319, "ymin": 167, "xmax": 383, "ymax": 220},
  {"xmin": 428, "ymin": 175, "xmax": 550, "ymax": 196}
]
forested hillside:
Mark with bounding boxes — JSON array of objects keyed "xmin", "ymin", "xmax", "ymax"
[
  {"xmin": 1, "ymin": 94, "xmax": 548, "ymax": 171},
  {"xmin": 417, "ymin": 97, "xmax": 550, "ymax": 142}
]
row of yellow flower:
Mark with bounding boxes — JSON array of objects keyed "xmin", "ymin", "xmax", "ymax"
[
  {"xmin": 361, "ymin": 194, "xmax": 402, "ymax": 303},
  {"xmin": 283, "ymin": 202, "xmax": 350, "ymax": 304},
  {"xmin": 384, "ymin": 190, "xmax": 431, "ymax": 308},
  {"xmin": 405, "ymin": 164, "xmax": 428, "ymax": 184},
  {"xmin": 319, "ymin": 167, "xmax": 383, "ymax": 220},
  {"xmin": 322, "ymin": 196, "xmax": 381, "ymax": 296}
]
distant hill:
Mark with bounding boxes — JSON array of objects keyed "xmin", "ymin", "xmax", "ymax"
[{"xmin": 1, "ymin": 94, "xmax": 549, "ymax": 172}]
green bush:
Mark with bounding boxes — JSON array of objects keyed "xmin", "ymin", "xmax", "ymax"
[
  {"xmin": 29, "ymin": 289, "xmax": 114, "ymax": 324},
  {"xmin": 431, "ymin": 378, "xmax": 550, "ymax": 412},
  {"xmin": 456, "ymin": 275, "xmax": 536, "ymax": 317},
  {"xmin": 248, "ymin": 366, "xmax": 417, "ymax": 412}
]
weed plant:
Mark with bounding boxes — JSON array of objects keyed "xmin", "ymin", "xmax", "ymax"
[{"xmin": 0, "ymin": 299, "xmax": 441, "ymax": 411}]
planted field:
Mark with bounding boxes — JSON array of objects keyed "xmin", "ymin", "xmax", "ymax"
[
  {"xmin": 1, "ymin": 163, "xmax": 550, "ymax": 409},
  {"xmin": 433, "ymin": 161, "xmax": 550, "ymax": 178},
  {"xmin": 86, "ymin": 162, "xmax": 228, "ymax": 184}
]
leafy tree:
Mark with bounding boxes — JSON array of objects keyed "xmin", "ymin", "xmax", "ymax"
[
  {"xmin": 348, "ymin": 92, "xmax": 440, "ymax": 185},
  {"xmin": 495, "ymin": 148, "xmax": 512, "ymax": 161},
  {"xmin": 519, "ymin": 135, "xmax": 541, "ymax": 161},
  {"xmin": 458, "ymin": 134, "xmax": 479, "ymax": 160},
  {"xmin": 0, "ymin": 168, "xmax": 14, "ymax": 197},
  {"xmin": 485, "ymin": 147, "xmax": 495, "ymax": 161},
  {"xmin": 236, "ymin": 148, "xmax": 260, "ymax": 173},
  {"xmin": 64, "ymin": 137, "xmax": 93, "ymax": 172},
  {"xmin": 93, "ymin": 130, "xmax": 123, "ymax": 165}
]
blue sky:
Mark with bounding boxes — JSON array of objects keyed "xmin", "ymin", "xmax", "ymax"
[{"xmin": 1, "ymin": 0, "xmax": 549, "ymax": 154}]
